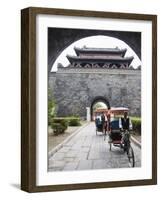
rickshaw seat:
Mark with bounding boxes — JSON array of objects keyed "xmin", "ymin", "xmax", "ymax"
[
  {"xmin": 110, "ymin": 119, "xmax": 122, "ymax": 141},
  {"xmin": 110, "ymin": 119, "xmax": 119, "ymax": 130}
]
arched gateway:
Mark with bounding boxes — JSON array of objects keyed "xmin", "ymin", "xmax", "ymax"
[
  {"xmin": 49, "ymin": 46, "xmax": 141, "ymax": 120},
  {"xmin": 90, "ymin": 96, "xmax": 110, "ymax": 121}
]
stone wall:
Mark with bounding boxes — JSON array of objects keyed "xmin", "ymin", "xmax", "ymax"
[{"xmin": 49, "ymin": 67, "xmax": 141, "ymax": 118}]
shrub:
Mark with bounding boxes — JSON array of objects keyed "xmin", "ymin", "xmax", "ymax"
[
  {"xmin": 51, "ymin": 118, "xmax": 68, "ymax": 135},
  {"xmin": 51, "ymin": 123, "xmax": 67, "ymax": 135},
  {"xmin": 52, "ymin": 118, "xmax": 68, "ymax": 127},
  {"xmin": 68, "ymin": 117, "xmax": 81, "ymax": 126},
  {"xmin": 50, "ymin": 117, "xmax": 81, "ymax": 135},
  {"xmin": 48, "ymin": 88, "xmax": 57, "ymax": 126},
  {"xmin": 131, "ymin": 117, "xmax": 141, "ymax": 135}
]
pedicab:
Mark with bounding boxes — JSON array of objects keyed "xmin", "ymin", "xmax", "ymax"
[
  {"xmin": 108, "ymin": 107, "xmax": 135, "ymax": 167},
  {"xmin": 94, "ymin": 108, "xmax": 108, "ymax": 135}
]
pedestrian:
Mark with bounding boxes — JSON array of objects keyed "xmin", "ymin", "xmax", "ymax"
[
  {"xmin": 106, "ymin": 113, "xmax": 111, "ymax": 133},
  {"xmin": 105, "ymin": 112, "xmax": 112, "ymax": 142}
]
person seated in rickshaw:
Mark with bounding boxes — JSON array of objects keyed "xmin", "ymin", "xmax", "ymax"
[
  {"xmin": 95, "ymin": 114, "xmax": 101, "ymax": 125},
  {"xmin": 101, "ymin": 112, "xmax": 105, "ymax": 130},
  {"xmin": 101, "ymin": 112, "xmax": 110, "ymax": 134},
  {"xmin": 119, "ymin": 111, "xmax": 132, "ymax": 131}
]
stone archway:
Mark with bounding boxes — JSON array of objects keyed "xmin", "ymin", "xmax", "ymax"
[
  {"xmin": 48, "ymin": 28, "xmax": 141, "ymax": 72},
  {"xmin": 90, "ymin": 96, "xmax": 110, "ymax": 121}
]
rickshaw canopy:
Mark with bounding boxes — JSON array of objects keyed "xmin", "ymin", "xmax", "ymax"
[
  {"xmin": 94, "ymin": 107, "xmax": 129, "ymax": 115},
  {"xmin": 109, "ymin": 107, "xmax": 129, "ymax": 115}
]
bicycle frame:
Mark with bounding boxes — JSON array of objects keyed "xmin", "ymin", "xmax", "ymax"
[{"xmin": 121, "ymin": 130, "xmax": 131, "ymax": 151}]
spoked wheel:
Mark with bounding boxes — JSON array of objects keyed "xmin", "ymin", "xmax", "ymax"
[
  {"xmin": 109, "ymin": 143, "xmax": 112, "ymax": 151},
  {"xmin": 104, "ymin": 133, "xmax": 106, "ymax": 141},
  {"xmin": 104, "ymin": 130, "xmax": 107, "ymax": 141},
  {"xmin": 127, "ymin": 146, "xmax": 135, "ymax": 167}
]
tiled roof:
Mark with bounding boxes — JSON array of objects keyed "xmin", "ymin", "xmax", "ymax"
[
  {"xmin": 74, "ymin": 46, "xmax": 127, "ymax": 55},
  {"xmin": 66, "ymin": 55, "xmax": 134, "ymax": 64}
]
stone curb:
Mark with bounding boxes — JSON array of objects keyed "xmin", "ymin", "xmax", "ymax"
[
  {"xmin": 131, "ymin": 135, "xmax": 141, "ymax": 148},
  {"xmin": 48, "ymin": 122, "xmax": 90, "ymax": 158}
]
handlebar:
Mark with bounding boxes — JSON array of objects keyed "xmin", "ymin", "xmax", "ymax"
[
  {"xmin": 120, "ymin": 128, "xmax": 132, "ymax": 131},
  {"xmin": 120, "ymin": 129, "xmax": 132, "ymax": 133}
]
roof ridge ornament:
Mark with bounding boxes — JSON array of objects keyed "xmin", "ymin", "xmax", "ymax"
[{"xmin": 67, "ymin": 47, "xmax": 134, "ymax": 69}]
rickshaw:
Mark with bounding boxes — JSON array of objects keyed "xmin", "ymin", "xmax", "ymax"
[
  {"xmin": 108, "ymin": 107, "xmax": 135, "ymax": 167},
  {"xmin": 94, "ymin": 108, "xmax": 108, "ymax": 135}
]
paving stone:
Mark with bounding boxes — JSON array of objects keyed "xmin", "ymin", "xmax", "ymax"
[
  {"xmin": 92, "ymin": 160, "xmax": 108, "ymax": 169},
  {"xmin": 119, "ymin": 158, "xmax": 129, "ymax": 165},
  {"xmin": 77, "ymin": 160, "xmax": 93, "ymax": 170},
  {"xmin": 135, "ymin": 161, "xmax": 141, "ymax": 167},
  {"xmin": 58, "ymin": 146, "xmax": 71, "ymax": 153},
  {"xmin": 71, "ymin": 144, "xmax": 83, "ymax": 150},
  {"xmin": 48, "ymin": 166, "xmax": 64, "ymax": 171},
  {"xmin": 81, "ymin": 147, "xmax": 90, "ymax": 153},
  {"xmin": 49, "ymin": 160, "xmax": 65, "ymax": 168},
  {"xmin": 64, "ymin": 157, "xmax": 75, "ymax": 162},
  {"xmin": 74, "ymin": 152, "xmax": 88, "ymax": 161},
  {"xmin": 51, "ymin": 152, "xmax": 66, "ymax": 160},
  {"xmin": 65, "ymin": 150, "xmax": 79, "ymax": 158},
  {"xmin": 63, "ymin": 162, "xmax": 79, "ymax": 171},
  {"xmin": 48, "ymin": 122, "xmax": 141, "ymax": 171},
  {"xmin": 88, "ymin": 151, "xmax": 100, "ymax": 160},
  {"xmin": 106, "ymin": 160, "xmax": 120, "ymax": 168},
  {"xmin": 99, "ymin": 152, "xmax": 109, "ymax": 159}
]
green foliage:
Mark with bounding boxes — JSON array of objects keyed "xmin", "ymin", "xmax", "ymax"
[
  {"xmin": 48, "ymin": 88, "xmax": 57, "ymax": 125},
  {"xmin": 68, "ymin": 117, "xmax": 81, "ymax": 126},
  {"xmin": 51, "ymin": 118, "xmax": 68, "ymax": 135},
  {"xmin": 51, "ymin": 123, "xmax": 67, "ymax": 135},
  {"xmin": 131, "ymin": 117, "xmax": 141, "ymax": 135},
  {"xmin": 62, "ymin": 116, "xmax": 81, "ymax": 126},
  {"xmin": 51, "ymin": 117, "xmax": 81, "ymax": 127},
  {"xmin": 52, "ymin": 118, "xmax": 68, "ymax": 127}
]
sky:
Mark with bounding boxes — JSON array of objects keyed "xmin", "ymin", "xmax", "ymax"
[{"xmin": 51, "ymin": 35, "xmax": 141, "ymax": 72}]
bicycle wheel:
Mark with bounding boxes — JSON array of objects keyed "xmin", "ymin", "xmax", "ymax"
[
  {"xmin": 104, "ymin": 133, "xmax": 106, "ymax": 141},
  {"xmin": 127, "ymin": 146, "xmax": 135, "ymax": 167},
  {"xmin": 109, "ymin": 143, "xmax": 112, "ymax": 151}
]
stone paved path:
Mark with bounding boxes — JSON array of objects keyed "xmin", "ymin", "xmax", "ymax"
[{"xmin": 48, "ymin": 122, "xmax": 141, "ymax": 171}]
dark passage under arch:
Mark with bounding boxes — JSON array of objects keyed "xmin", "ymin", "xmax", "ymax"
[{"xmin": 90, "ymin": 96, "xmax": 110, "ymax": 121}]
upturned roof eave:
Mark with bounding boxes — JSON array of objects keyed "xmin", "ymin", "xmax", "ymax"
[
  {"xmin": 74, "ymin": 47, "xmax": 127, "ymax": 56},
  {"xmin": 66, "ymin": 55, "xmax": 134, "ymax": 64}
]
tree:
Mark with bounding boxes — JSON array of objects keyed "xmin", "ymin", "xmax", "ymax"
[{"xmin": 48, "ymin": 87, "xmax": 57, "ymax": 125}]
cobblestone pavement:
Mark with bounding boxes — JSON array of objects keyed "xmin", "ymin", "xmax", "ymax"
[{"xmin": 48, "ymin": 122, "xmax": 141, "ymax": 171}]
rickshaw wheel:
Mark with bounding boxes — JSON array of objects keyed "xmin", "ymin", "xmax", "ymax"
[
  {"xmin": 109, "ymin": 143, "xmax": 112, "ymax": 151},
  {"xmin": 127, "ymin": 146, "xmax": 135, "ymax": 167}
]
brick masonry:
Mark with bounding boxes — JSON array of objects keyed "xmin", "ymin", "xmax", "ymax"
[{"xmin": 49, "ymin": 67, "xmax": 141, "ymax": 118}]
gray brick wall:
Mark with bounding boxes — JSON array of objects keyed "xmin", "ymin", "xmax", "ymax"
[{"xmin": 49, "ymin": 67, "xmax": 141, "ymax": 118}]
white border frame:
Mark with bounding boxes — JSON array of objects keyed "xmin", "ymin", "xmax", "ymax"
[{"xmin": 36, "ymin": 14, "xmax": 152, "ymax": 186}]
